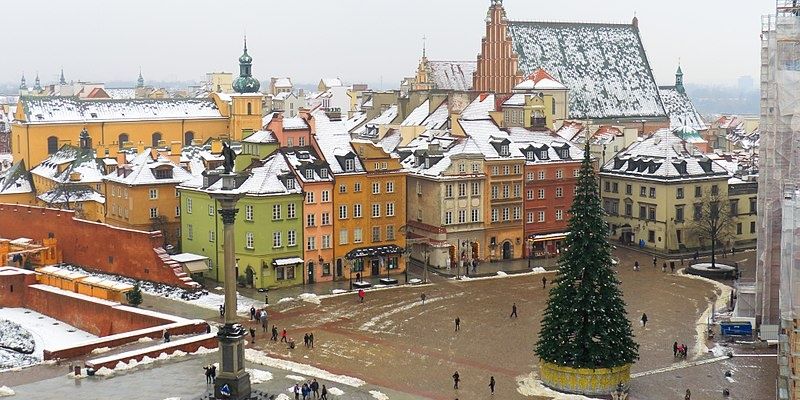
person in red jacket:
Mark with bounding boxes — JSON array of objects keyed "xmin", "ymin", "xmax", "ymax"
[{"xmin": 358, "ymin": 289, "xmax": 366, "ymax": 303}]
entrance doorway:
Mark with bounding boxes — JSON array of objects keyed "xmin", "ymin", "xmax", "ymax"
[
  {"xmin": 245, "ymin": 266, "xmax": 254, "ymax": 286},
  {"xmin": 371, "ymin": 258, "xmax": 380, "ymax": 275},
  {"xmin": 307, "ymin": 262, "xmax": 315, "ymax": 284},
  {"xmin": 502, "ymin": 241, "xmax": 512, "ymax": 260},
  {"xmin": 336, "ymin": 259, "xmax": 343, "ymax": 277}
]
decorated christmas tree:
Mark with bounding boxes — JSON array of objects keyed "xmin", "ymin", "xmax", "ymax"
[
  {"xmin": 127, "ymin": 282, "xmax": 143, "ymax": 307},
  {"xmin": 535, "ymin": 144, "xmax": 638, "ymax": 369}
]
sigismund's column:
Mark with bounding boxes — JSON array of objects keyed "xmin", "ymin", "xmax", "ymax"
[{"xmin": 212, "ymin": 173, "xmax": 251, "ymax": 400}]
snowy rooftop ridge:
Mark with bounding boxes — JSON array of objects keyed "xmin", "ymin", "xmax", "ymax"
[
  {"xmin": 19, "ymin": 97, "xmax": 224, "ymax": 124},
  {"xmin": 0, "ymin": 161, "xmax": 33, "ymax": 195},
  {"xmin": 658, "ymin": 86, "xmax": 707, "ymax": 131},
  {"xmin": 104, "ymin": 149, "xmax": 193, "ymax": 186},
  {"xmin": 427, "ymin": 61, "xmax": 477, "ymax": 91},
  {"xmin": 507, "ymin": 20, "xmax": 666, "ymax": 120}
]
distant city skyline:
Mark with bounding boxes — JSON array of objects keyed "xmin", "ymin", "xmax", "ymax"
[{"xmin": 2, "ymin": 0, "xmax": 771, "ymax": 88}]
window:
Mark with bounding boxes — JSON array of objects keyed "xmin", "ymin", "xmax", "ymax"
[
  {"xmin": 711, "ymin": 185, "xmax": 719, "ymax": 196},
  {"xmin": 527, "ymin": 212, "xmax": 534, "ymax": 223},
  {"xmin": 445, "ymin": 184, "xmax": 453, "ymax": 198},
  {"xmin": 339, "ymin": 205, "xmax": 348, "ymax": 219},
  {"xmin": 538, "ymin": 211, "xmax": 545, "ymax": 222},
  {"xmin": 556, "ymin": 170, "xmax": 563, "ymax": 179},
  {"xmin": 339, "ymin": 184, "xmax": 347, "ymax": 193},
  {"xmin": 694, "ymin": 204, "xmax": 702, "ymax": 221},
  {"xmin": 386, "ymin": 225, "xmax": 395, "ymax": 240},
  {"xmin": 352, "ymin": 204, "xmax": 361, "ymax": 218},
  {"xmin": 676, "ymin": 229, "xmax": 682, "ymax": 244},
  {"xmin": 287, "ymin": 230, "xmax": 296, "ymax": 246},
  {"xmin": 648, "ymin": 207, "xmax": 656, "ymax": 221},
  {"xmin": 513, "ymin": 206, "xmax": 521, "ymax": 220},
  {"xmin": 344, "ymin": 159, "xmax": 354, "ymax": 172},
  {"xmin": 556, "ymin": 187, "xmax": 563, "ymax": 198},
  {"xmin": 209, "ymin": 205, "xmax": 215, "ymax": 216},
  {"xmin": 445, "ymin": 211, "xmax": 453, "ymax": 224},
  {"xmin": 353, "ymin": 228, "xmax": 363, "ymax": 243},
  {"xmin": 320, "ymin": 168, "xmax": 329, "ymax": 178},
  {"xmin": 458, "ymin": 162, "xmax": 465, "ymax": 173},
  {"xmin": 491, "ymin": 185, "xmax": 498, "ymax": 199},
  {"xmin": 416, "ymin": 182, "xmax": 422, "ymax": 195},
  {"xmin": 273, "ymin": 231, "xmax": 282, "ymax": 247},
  {"xmin": 187, "ymin": 224, "xmax": 193, "ymax": 240},
  {"xmin": 306, "ymin": 191, "xmax": 315, "ymax": 203},
  {"xmin": 503, "ymin": 165, "xmax": 510, "ymax": 175},
  {"xmin": 750, "ymin": 198, "xmax": 757, "ymax": 214},
  {"xmin": 339, "ymin": 229, "xmax": 348, "ymax": 245},
  {"xmin": 538, "ymin": 171, "xmax": 545, "ymax": 180},
  {"xmin": 676, "ymin": 187, "xmax": 684, "ymax": 199},
  {"xmin": 386, "ymin": 202, "xmax": 395, "ymax": 216},
  {"xmin": 625, "ymin": 203, "xmax": 632, "ymax": 216},
  {"xmin": 751, "ymin": 221, "xmax": 756, "ymax": 233},
  {"xmin": 574, "ymin": 169, "xmax": 580, "ymax": 177},
  {"xmin": 321, "ymin": 190, "xmax": 330, "ymax": 202},
  {"xmin": 639, "ymin": 205, "xmax": 647, "ymax": 219},
  {"xmin": 555, "ymin": 209, "xmax": 564, "ymax": 221},
  {"xmin": 640, "ymin": 186, "xmax": 646, "ymax": 197},
  {"xmin": 605, "ymin": 181, "xmax": 611, "ymax": 192},
  {"xmin": 539, "ymin": 150, "xmax": 548, "ymax": 160},
  {"xmin": 117, "ymin": 134, "xmax": 129, "ymax": 149},
  {"xmin": 372, "ymin": 227, "xmax": 381, "ymax": 242},
  {"xmin": 513, "ymin": 184, "xmax": 521, "ymax": 198},
  {"xmin": 492, "ymin": 166, "xmax": 499, "ymax": 175},
  {"xmin": 649, "ymin": 187, "xmax": 656, "ymax": 198},
  {"xmin": 502, "ymin": 185, "xmax": 509, "ymax": 198},
  {"xmin": 538, "ymin": 189, "xmax": 545, "ymax": 199},
  {"xmin": 175, "ymin": 206, "xmax": 181, "ymax": 217},
  {"xmin": 513, "ymin": 165, "xmax": 521, "ymax": 174},
  {"xmin": 149, "ymin": 208, "xmax": 158, "ymax": 219},
  {"xmin": 612, "ymin": 182, "xmax": 619, "ymax": 193},
  {"xmin": 648, "ymin": 230, "xmax": 656, "ymax": 243},
  {"xmin": 695, "ymin": 186, "xmax": 702, "ymax": 198},
  {"xmin": 287, "ymin": 203, "xmax": 296, "ymax": 218},
  {"xmin": 307, "ymin": 213, "xmax": 316, "ymax": 227},
  {"xmin": 502, "ymin": 207, "xmax": 510, "ymax": 221},
  {"xmin": 472, "ymin": 163, "xmax": 481, "ymax": 173},
  {"xmin": 321, "ymin": 212, "xmax": 330, "ymax": 225},
  {"xmin": 209, "ymin": 230, "xmax": 216, "ymax": 242},
  {"xmin": 527, "ymin": 172, "xmax": 534, "ymax": 181},
  {"xmin": 354, "ymin": 182, "xmax": 362, "ymax": 192},
  {"xmin": 737, "ymin": 223, "xmax": 743, "ymax": 235},
  {"xmin": 625, "ymin": 184, "xmax": 632, "ymax": 195},
  {"xmin": 471, "ymin": 182, "xmax": 480, "ymax": 196},
  {"xmin": 386, "ymin": 181, "xmax": 394, "ymax": 193},
  {"xmin": 527, "ymin": 190, "xmax": 534, "ymax": 200},
  {"xmin": 272, "ymin": 204, "xmax": 281, "ymax": 220},
  {"xmin": 244, "ymin": 205, "xmax": 254, "ymax": 221},
  {"xmin": 305, "ymin": 169, "xmax": 314, "ymax": 180},
  {"xmin": 372, "ymin": 182, "xmax": 380, "ymax": 194},
  {"xmin": 246, "ymin": 232, "xmax": 254, "ymax": 249},
  {"xmin": 730, "ymin": 200, "xmax": 739, "ymax": 215},
  {"xmin": 458, "ymin": 210, "xmax": 466, "ymax": 223},
  {"xmin": 458, "ymin": 183, "xmax": 467, "ymax": 197},
  {"xmin": 675, "ymin": 205, "xmax": 684, "ymax": 222},
  {"xmin": 149, "ymin": 188, "xmax": 158, "ymax": 199},
  {"xmin": 491, "ymin": 209, "xmax": 499, "ymax": 222},
  {"xmin": 372, "ymin": 203, "xmax": 381, "ymax": 218},
  {"xmin": 471, "ymin": 208, "xmax": 480, "ymax": 222},
  {"xmin": 47, "ymin": 136, "xmax": 59, "ymax": 154},
  {"xmin": 322, "ymin": 235, "xmax": 331, "ymax": 249}
]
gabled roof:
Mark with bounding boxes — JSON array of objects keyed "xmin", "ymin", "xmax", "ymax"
[
  {"xmin": 242, "ymin": 130, "xmax": 278, "ymax": 144},
  {"xmin": 658, "ymin": 86, "xmax": 707, "ymax": 131},
  {"xmin": 351, "ymin": 105, "xmax": 399, "ymax": 135},
  {"xmin": 514, "ymin": 68, "xmax": 567, "ymax": 91},
  {"xmin": 104, "ymin": 149, "xmax": 193, "ymax": 186},
  {"xmin": 506, "ymin": 21, "xmax": 666, "ymax": 119},
  {"xmin": 460, "ymin": 93, "xmax": 496, "ymax": 121},
  {"xmin": 427, "ymin": 61, "xmax": 477, "ymax": 91},
  {"xmin": 313, "ymin": 111, "xmax": 365, "ymax": 174},
  {"xmin": 19, "ymin": 97, "xmax": 224, "ymax": 124},
  {"xmin": 31, "ymin": 144, "xmax": 105, "ymax": 184},
  {"xmin": 0, "ymin": 160, "xmax": 33, "ymax": 195},
  {"xmin": 38, "ymin": 185, "xmax": 105, "ymax": 205},
  {"xmin": 281, "ymin": 147, "xmax": 332, "ymax": 183},
  {"xmin": 86, "ymin": 87, "xmax": 111, "ymax": 99}
]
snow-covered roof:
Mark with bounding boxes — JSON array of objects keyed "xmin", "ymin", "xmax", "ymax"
[
  {"xmin": 242, "ymin": 130, "xmax": 278, "ymax": 144},
  {"xmin": 19, "ymin": 97, "xmax": 224, "ymax": 124},
  {"xmin": 514, "ymin": 69, "xmax": 567, "ymax": 91},
  {"xmin": 507, "ymin": 127, "xmax": 584, "ymax": 163},
  {"xmin": 105, "ymin": 88, "xmax": 136, "ymax": 100},
  {"xmin": 181, "ymin": 153, "xmax": 302, "ymax": 196},
  {"xmin": 427, "ymin": 61, "xmax": 477, "ymax": 91},
  {"xmin": 283, "ymin": 116, "xmax": 309, "ymax": 130},
  {"xmin": 460, "ymin": 94, "xmax": 496, "ymax": 121},
  {"xmin": 400, "ymin": 132, "xmax": 485, "ymax": 178},
  {"xmin": 458, "ymin": 119, "xmax": 523, "ymax": 160},
  {"xmin": 344, "ymin": 112, "xmax": 367, "ymax": 132},
  {"xmin": 281, "ymin": 147, "xmax": 333, "ymax": 183},
  {"xmin": 273, "ymin": 92, "xmax": 294, "ymax": 101},
  {"xmin": 507, "ymin": 21, "xmax": 666, "ymax": 119},
  {"xmin": 0, "ymin": 161, "xmax": 33, "ymax": 195},
  {"xmin": 104, "ymin": 150, "xmax": 193, "ymax": 186},
  {"xmin": 601, "ymin": 128, "xmax": 729, "ymax": 181},
  {"xmin": 401, "ymin": 100, "xmax": 449, "ymax": 130},
  {"xmin": 352, "ymin": 105, "xmax": 399, "ymax": 135},
  {"xmin": 658, "ymin": 87, "xmax": 707, "ymax": 131},
  {"xmin": 273, "ymin": 77, "xmax": 292, "ymax": 88},
  {"xmin": 38, "ymin": 185, "xmax": 105, "ymax": 205},
  {"xmin": 31, "ymin": 145, "xmax": 105, "ymax": 184},
  {"xmin": 401, "ymin": 100, "xmax": 432, "ymax": 126},
  {"xmin": 554, "ymin": 121, "xmax": 586, "ymax": 142},
  {"xmin": 170, "ymin": 253, "xmax": 209, "ymax": 263},
  {"xmin": 321, "ymin": 78, "xmax": 343, "ymax": 88},
  {"xmin": 313, "ymin": 111, "xmax": 365, "ymax": 174}
]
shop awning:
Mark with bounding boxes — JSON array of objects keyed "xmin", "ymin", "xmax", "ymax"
[
  {"xmin": 528, "ymin": 232, "xmax": 570, "ymax": 242},
  {"xmin": 272, "ymin": 257, "xmax": 304, "ymax": 266},
  {"xmin": 171, "ymin": 253, "xmax": 210, "ymax": 274},
  {"xmin": 183, "ymin": 260, "xmax": 209, "ymax": 273},
  {"xmin": 345, "ymin": 244, "xmax": 404, "ymax": 260}
]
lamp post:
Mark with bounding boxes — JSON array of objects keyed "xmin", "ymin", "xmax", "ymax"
[
  {"xmin": 403, "ymin": 244, "xmax": 410, "ymax": 283},
  {"xmin": 423, "ymin": 245, "xmax": 429, "ymax": 284},
  {"xmin": 527, "ymin": 238, "xmax": 533, "ymax": 268},
  {"xmin": 348, "ymin": 259, "xmax": 353, "ymax": 291}
]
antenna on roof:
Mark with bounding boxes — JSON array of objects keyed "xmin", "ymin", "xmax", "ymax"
[{"xmin": 422, "ymin": 35, "xmax": 427, "ymax": 58}]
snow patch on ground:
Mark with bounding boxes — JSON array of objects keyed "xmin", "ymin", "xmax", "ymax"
[
  {"xmin": 458, "ymin": 268, "xmax": 552, "ymax": 282},
  {"xmin": 286, "ymin": 374, "xmax": 306, "ymax": 381},
  {"xmin": 245, "ymin": 349, "xmax": 365, "ymax": 387},
  {"xmin": 369, "ymin": 390, "xmax": 389, "ymax": 400},
  {"xmin": 496, "ymin": 271, "xmax": 508, "ymax": 276},
  {"xmin": 137, "ymin": 337, "xmax": 154, "ymax": 343},
  {"xmin": 516, "ymin": 372, "xmax": 602, "ymax": 399},
  {"xmin": 274, "ymin": 394, "xmax": 291, "ymax": 400},
  {"xmin": 360, "ymin": 293, "xmax": 464, "ymax": 333},
  {"xmin": 708, "ymin": 344, "xmax": 733, "ymax": 357},
  {"xmin": 248, "ymin": 368, "xmax": 273, "ymax": 384},
  {"xmin": 331, "ymin": 289, "xmax": 348, "ymax": 295},
  {"xmin": 328, "ymin": 387, "xmax": 345, "ymax": 396},
  {"xmin": 91, "ymin": 347, "xmax": 111, "ymax": 354},
  {"xmin": 191, "ymin": 346, "xmax": 218, "ymax": 355},
  {"xmin": 277, "ymin": 297, "xmax": 294, "ymax": 304},
  {"xmin": 297, "ymin": 293, "xmax": 321, "ymax": 305},
  {"xmin": 679, "ymin": 271, "xmax": 733, "ymax": 360},
  {"xmin": 0, "ymin": 386, "xmax": 14, "ymax": 397}
]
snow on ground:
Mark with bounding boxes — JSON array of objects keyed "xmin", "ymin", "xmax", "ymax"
[
  {"xmin": 297, "ymin": 293, "xmax": 321, "ymax": 305},
  {"xmin": 245, "ymin": 349, "xmax": 365, "ymax": 387},
  {"xmin": 369, "ymin": 390, "xmax": 389, "ymax": 400},
  {"xmin": 0, "ymin": 308, "xmax": 96, "ymax": 371},
  {"xmin": 516, "ymin": 372, "xmax": 602, "ymax": 399},
  {"xmin": 60, "ymin": 265, "xmax": 260, "ymax": 315},
  {"xmin": 331, "ymin": 289, "xmax": 348, "ymax": 295},
  {"xmin": 359, "ymin": 293, "xmax": 464, "ymax": 333},
  {"xmin": 0, "ymin": 386, "xmax": 14, "ymax": 397},
  {"xmin": 457, "ymin": 267, "xmax": 551, "ymax": 282},
  {"xmin": 678, "ymin": 270, "xmax": 733, "ymax": 359},
  {"xmin": 286, "ymin": 374, "xmax": 306, "ymax": 381},
  {"xmin": 0, "ymin": 320, "xmax": 34, "ymax": 358},
  {"xmin": 708, "ymin": 344, "xmax": 733, "ymax": 357},
  {"xmin": 328, "ymin": 387, "xmax": 345, "ymax": 396},
  {"xmin": 274, "ymin": 394, "xmax": 291, "ymax": 400},
  {"xmin": 93, "ymin": 347, "xmax": 214, "ymax": 377},
  {"xmin": 91, "ymin": 347, "xmax": 111, "ymax": 354}
]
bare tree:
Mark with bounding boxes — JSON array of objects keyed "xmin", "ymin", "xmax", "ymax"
[
  {"xmin": 44, "ymin": 183, "xmax": 94, "ymax": 219},
  {"xmin": 690, "ymin": 189, "xmax": 736, "ymax": 268}
]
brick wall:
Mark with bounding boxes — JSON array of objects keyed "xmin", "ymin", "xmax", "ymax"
[{"xmin": 0, "ymin": 204, "xmax": 194, "ymax": 288}]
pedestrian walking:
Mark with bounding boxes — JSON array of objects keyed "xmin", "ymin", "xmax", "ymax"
[
  {"xmin": 204, "ymin": 364, "xmax": 213, "ymax": 384},
  {"xmin": 634, "ymin": 260, "xmax": 640, "ymax": 271},
  {"xmin": 489, "ymin": 376, "xmax": 495, "ymax": 395},
  {"xmin": 452, "ymin": 371, "xmax": 460, "ymax": 389},
  {"xmin": 210, "ymin": 364, "xmax": 216, "ymax": 383},
  {"xmin": 685, "ymin": 388, "xmax": 691, "ymax": 400},
  {"xmin": 455, "ymin": 317, "xmax": 460, "ymax": 331},
  {"xmin": 265, "ymin": 293, "xmax": 269, "ymax": 305},
  {"xmin": 673, "ymin": 341, "xmax": 678, "ymax": 357},
  {"xmin": 311, "ymin": 379, "xmax": 319, "ymax": 398},
  {"xmin": 421, "ymin": 293, "xmax": 427, "ymax": 305},
  {"xmin": 670, "ymin": 262, "xmax": 676, "ymax": 273},
  {"xmin": 304, "ymin": 333, "xmax": 310, "ymax": 348},
  {"xmin": 302, "ymin": 383, "xmax": 310, "ymax": 400},
  {"xmin": 358, "ymin": 289, "xmax": 366, "ymax": 303},
  {"xmin": 249, "ymin": 327, "xmax": 256, "ymax": 343},
  {"xmin": 652, "ymin": 256, "xmax": 657, "ymax": 268},
  {"xmin": 641, "ymin": 313, "xmax": 648, "ymax": 328},
  {"xmin": 219, "ymin": 304, "xmax": 225, "ymax": 318},
  {"xmin": 661, "ymin": 262, "xmax": 667, "ymax": 273},
  {"xmin": 250, "ymin": 306, "xmax": 256, "ymax": 321},
  {"xmin": 542, "ymin": 276, "xmax": 547, "ymax": 288},
  {"xmin": 309, "ymin": 332, "xmax": 314, "ymax": 348},
  {"xmin": 320, "ymin": 385, "xmax": 328, "ymax": 400},
  {"xmin": 293, "ymin": 383, "xmax": 301, "ymax": 400},
  {"xmin": 281, "ymin": 328, "xmax": 288, "ymax": 343},
  {"xmin": 472, "ymin": 258, "xmax": 478, "ymax": 274},
  {"xmin": 510, "ymin": 303, "xmax": 518, "ymax": 318},
  {"xmin": 271, "ymin": 325, "xmax": 278, "ymax": 341},
  {"xmin": 163, "ymin": 330, "xmax": 171, "ymax": 343}
]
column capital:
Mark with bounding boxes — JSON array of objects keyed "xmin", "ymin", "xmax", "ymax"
[{"xmin": 219, "ymin": 208, "xmax": 239, "ymax": 225}]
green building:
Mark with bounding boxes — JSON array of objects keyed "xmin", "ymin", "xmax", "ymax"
[{"xmin": 179, "ymin": 152, "xmax": 304, "ymax": 289}]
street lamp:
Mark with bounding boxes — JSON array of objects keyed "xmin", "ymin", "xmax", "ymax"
[
  {"xmin": 348, "ymin": 259, "xmax": 353, "ymax": 291},
  {"xmin": 423, "ymin": 245, "xmax": 429, "ymax": 284},
  {"xmin": 403, "ymin": 244, "xmax": 410, "ymax": 283},
  {"xmin": 527, "ymin": 238, "xmax": 534, "ymax": 268}
]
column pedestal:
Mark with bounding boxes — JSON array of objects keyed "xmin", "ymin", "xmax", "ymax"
[{"xmin": 214, "ymin": 324, "xmax": 251, "ymax": 400}]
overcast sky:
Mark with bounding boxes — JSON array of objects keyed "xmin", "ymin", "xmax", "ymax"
[{"xmin": 5, "ymin": 0, "xmax": 771, "ymax": 88}]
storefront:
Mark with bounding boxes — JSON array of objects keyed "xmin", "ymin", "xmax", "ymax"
[
  {"xmin": 345, "ymin": 244, "xmax": 404, "ymax": 278},
  {"xmin": 527, "ymin": 232, "xmax": 569, "ymax": 258}
]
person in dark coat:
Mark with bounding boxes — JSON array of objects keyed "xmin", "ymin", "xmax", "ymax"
[
  {"xmin": 510, "ymin": 303, "xmax": 518, "ymax": 318},
  {"xmin": 453, "ymin": 371, "xmax": 460, "ymax": 389},
  {"xmin": 542, "ymin": 276, "xmax": 547, "ymax": 288},
  {"xmin": 250, "ymin": 306, "xmax": 256, "ymax": 321},
  {"xmin": 309, "ymin": 332, "xmax": 314, "ymax": 348},
  {"xmin": 304, "ymin": 333, "xmax": 310, "ymax": 348},
  {"xmin": 489, "ymin": 376, "xmax": 495, "ymax": 395},
  {"xmin": 455, "ymin": 317, "xmax": 461, "ymax": 331},
  {"xmin": 219, "ymin": 304, "xmax": 225, "ymax": 318},
  {"xmin": 652, "ymin": 256, "xmax": 657, "ymax": 268},
  {"xmin": 249, "ymin": 327, "xmax": 256, "ymax": 343},
  {"xmin": 271, "ymin": 325, "xmax": 279, "ymax": 341},
  {"xmin": 203, "ymin": 364, "xmax": 213, "ymax": 384},
  {"xmin": 320, "ymin": 385, "xmax": 328, "ymax": 400},
  {"xmin": 163, "ymin": 330, "xmax": 171, "ymax": 343},
  {"xmin": 210, "ymin": 364, "xmax": 216, "ymax": 383},
  {"xmin": 310, "ymin": 379, "xmax": 319, "ymax": 398},
  {"xmin": 673, "ymin": 341, "xmax": 679, "ymax": 357},
  {"xmin": 641, "ymin": 313, "xmax": 648, "ymax": 328}
]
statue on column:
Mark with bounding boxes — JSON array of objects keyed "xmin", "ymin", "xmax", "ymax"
[{"xmin": 222, "ymin": 141, "xmax": 236, "ymax": 174}]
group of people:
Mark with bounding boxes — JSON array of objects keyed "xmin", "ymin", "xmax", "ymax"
[
  {"xmin": 292, "ymin": 379, "xmax": 328, "ymax": 400},
  {"xmin": 673, "ymin": 341, "xmax": 688, "ymax": 359},
  {"xmin": 202, "ymin": 364, "xmax": 217, "ymax": 384}
]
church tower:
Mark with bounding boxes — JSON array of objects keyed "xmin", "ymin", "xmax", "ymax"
[
  {"xmin": 230, "ymin": 37, "xmax": 263, "ymax": 140},
  {"xmin": 472, "ymin": 0, "xmax": 523, "ymax": 93},
  {"xmin": 412, "ymin": 39, "xmax": 434, "ymax": 91},
  {"xmin": 675, "ymin": 65, "xmax": 685, "ymax": 94},
  {"xmin": 19, "ymin": 74, "xmax": 28, "ymax": 95}
]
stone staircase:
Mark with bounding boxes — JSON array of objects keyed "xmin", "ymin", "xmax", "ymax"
[{"xmin": 154, "ymin": 247, "xmax": 202, "ymax": 290}]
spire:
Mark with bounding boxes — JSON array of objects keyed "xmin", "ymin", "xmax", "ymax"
[
  {"xmin": 422, "ymin": 35, "xmax": 427, "ymax": 59},
  {"xmin": 19, "ymin": 73, "xmax": 26, "ymax": 90},
  {"xmin": 137, "ymin": 67, "xmax": 144, "ymax": 88},
  {"xmin": 33, "ymin": 73, "xmax": 42, "ymax": 91},
  {"xmin": 675, "ymin": 62, "xmax": 685, "ymax": 94},
  {"xmin": 233, "ymin": 36, "xmax": 260, "ymax": 93},
  {"xmin": 59, "ymin": 68, "xmax": 66, "ymax": 85}
]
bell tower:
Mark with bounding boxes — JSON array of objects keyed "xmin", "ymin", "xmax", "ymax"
[{"xmin": 473, "ymin": 0, "xmax": 523, "ymax": 93}]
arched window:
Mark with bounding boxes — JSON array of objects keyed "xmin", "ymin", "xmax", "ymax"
[
  {"xmin": 184, "ymin": 131, "xmax": 195, "ymax": 146},
  {"xmin": 247, "ymin": 102, "xmax": 252, "ymax": 115},
  {"xmin": 118, "ymin": 133, "xmax": 129, "ymax": 149},
  {"xmin": 47, "ymin": 136, "xmax": 58, "ymax": 154},
  {"xmin": 152, "ymin": 132, "xmax": 162, "ymax": 148}
]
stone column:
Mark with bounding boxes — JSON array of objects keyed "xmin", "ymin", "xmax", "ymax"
[{"xmin": 212, "ymin": 178, "xmax": 251, "ymax": 400}]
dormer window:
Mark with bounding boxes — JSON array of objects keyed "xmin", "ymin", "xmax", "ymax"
[
  {"xmin": 424, "ymin": 158, "xmax": 430, "ymax": 168},
  {"xmin": 344, "ymin": 159, "xmax": 354, "ymax": 172},
  {"xmin": 286, "ymin": 178, "xmax": 295, "ymax": 190},
  {"xmin": 500, "ymin": 145, "xmax": 510, "ymax": 156},
  {"xmin": 320, "ymin": 168, "xmax": 329, "ymax": 178},
  {"xmin": 539, "ymin": 150, "xmax": 549, "ymax": 160},
  {"xmin": 154, "ymin": 168, "xmax": 173, "ymax": 179},
  {"xmin": 526, "ymin": 150, "xmax": 535, "ymax": 160},
  {"xmin": 560, "ymin": 149, "xmax": 570, "ymax": 159},
  {"xmin": 305, "ymin": 169, "xmax": 314, "ymax": 179}
]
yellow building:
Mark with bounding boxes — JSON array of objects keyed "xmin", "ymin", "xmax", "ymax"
[
  {"xmin": 600, "ymin": 129, "xmax": 734, "ymax": 252},
  {"xmin": 104, "ymin": 148, "xmax": 194, "ymax": 248}
]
